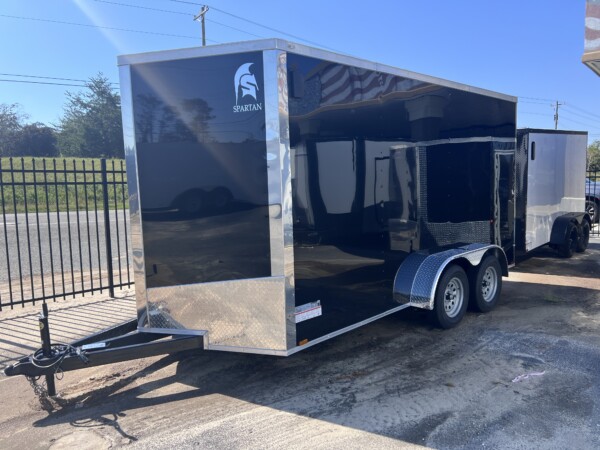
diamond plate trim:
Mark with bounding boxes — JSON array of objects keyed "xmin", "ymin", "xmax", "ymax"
[
  {"xmin": 393, "ymin": 243, "xmax": 501, "ymax": 308},
  {"xmin": 146, "ymin": 276, "xmax": 288, "ymax": 351}
]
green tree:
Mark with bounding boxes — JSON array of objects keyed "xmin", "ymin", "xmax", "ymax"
[
  {"xmin": 16, "ymin": 123, "xmax": 58, "ymax": 157},
  {"xmin": 588, "ymin": 140, "xmax": 600, "ymax": 172},
  {"xmin": 57, "ymin": 74, "xmax": 123, "ymax": 158},
  {"xmin": 0, "ymin": 103, "xmax": 26, "ymax": 156}
]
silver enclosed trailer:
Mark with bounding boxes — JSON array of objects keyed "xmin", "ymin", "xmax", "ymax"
[{"xmin": 515, "ymin": 129, "xmax": 590, "ymax": 258}]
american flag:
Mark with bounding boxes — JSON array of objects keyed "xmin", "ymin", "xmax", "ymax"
[
  {"xmin": 586, "ymin": 0, "xmax": 600, "ymax": 52},
  {"xmin": 315, "ymin": 63, "xmax": 426, "ymax": 107}
]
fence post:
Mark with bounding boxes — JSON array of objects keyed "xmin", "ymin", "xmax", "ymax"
[{"xmin": 101, "ymin": 159, "xmax": 115, "ymax": 298}]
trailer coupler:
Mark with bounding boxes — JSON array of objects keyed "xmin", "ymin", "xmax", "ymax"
[{"xmin": 3, "ymin": 305, "xmax": 204, "ymax": 397}]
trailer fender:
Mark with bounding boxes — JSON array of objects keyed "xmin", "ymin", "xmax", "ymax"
[
  {"xmin": 549, "ymin": 212, "xmax": 586, "ymax": 246},
  {"xmin": 393, "ymin": 243, "xmax": 508, "ymax": 310}
]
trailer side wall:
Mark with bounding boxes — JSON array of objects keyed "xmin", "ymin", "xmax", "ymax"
[{"xmin": 287, "ymin": 53, "xmax": 517, "ymax": 342}]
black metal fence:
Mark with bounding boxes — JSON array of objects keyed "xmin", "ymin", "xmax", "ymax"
[
  {"xmin": 0, "ymin": 157, "xmax": 132, "ymax": 311},
  {"xmin": 587, "ymin": 169, "xmax": 600, "ymax": 236}
]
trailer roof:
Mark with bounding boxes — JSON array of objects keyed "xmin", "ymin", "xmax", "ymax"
[
  {"xmin": 518, "ymin": 128, "xmax": 588, "ymax": 136},
  {"xmin": 118, "ymin": 38, "xmax": 517, "ymax": 103}
]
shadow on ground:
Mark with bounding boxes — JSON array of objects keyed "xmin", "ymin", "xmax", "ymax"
[{"xmin": 0, "ymin": 295, "xmax": 136, "ymax": 370}]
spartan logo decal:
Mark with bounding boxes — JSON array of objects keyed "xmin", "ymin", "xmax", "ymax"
[{"xmin": 233, "ymin": 63, "xmax": 263, "ymax": 113}]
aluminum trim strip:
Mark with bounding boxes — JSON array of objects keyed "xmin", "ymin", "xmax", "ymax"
[
  {"xmin": 391, "ymin": 137, "xmax": 516, "ymax": 150},
  {"xmin": 263, "ymin": 49, "xmax": 296, "ymax": 350},
  {"xmin": 274, "ymin": 50, "xmax": 297, "ymax": 350},
  {"xmin": 206, "ymin": 344, "xmax": 289, "ymax": 356},
  {"xmin": 263, "ymin": 50, "xmax": 284, "ymax": 277},
  {"xmin": 138, "ymin": 328, "xmax": 208, "ymax": 337},
  {"xmin": 118, "ymin": 38, "xmax": 280, "ymax": 66},
  {"xmin": 119, "ymin": 65, "xmax": 148, "ymax": 322},
  {"xmin": 286, "ymin": 304, "xmax": 413, "ymax": 356}
]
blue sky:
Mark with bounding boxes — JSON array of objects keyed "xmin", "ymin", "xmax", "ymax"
[{"xmin": 1, "ymin": 0, "xmax": 599, "ymax": 141}]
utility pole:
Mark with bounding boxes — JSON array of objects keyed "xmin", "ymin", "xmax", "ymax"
[
  {"xmin": 193, "ymin": 5, "xmax": 209, "ymax": 46},
  {"xmin": 554, "ymin": 100, "xmax": 563, "ymax": 130}
]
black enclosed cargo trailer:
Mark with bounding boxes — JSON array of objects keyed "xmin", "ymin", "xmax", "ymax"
[
  {"xmin": 120, "ymin": 38, "xmax": 517, "ymax": 353},
  {"xmin": 4, "ymin": 39, "xmax": 591, "ymax": 388}
]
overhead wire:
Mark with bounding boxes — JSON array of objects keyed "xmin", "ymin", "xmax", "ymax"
[
  {"xmin": 560, "ymin": 115, "xmax": 600, "ymax": 131},
  {"xmin": 0, "ymin": 13, "xmax": 217, "ymax": 42},
  {"xmin": 0, "ymin": 72, "xmax": 119, "ymax": 85},
  {"xmin": 560, "ymin": 113, "xmax": 600, "ymax": 129},
  {"xmin": 0, "ymin": 78, "xmax": 87, "ymax": 87},
  {"xmin": 564, "ymin": 104, "xmax": 600, "ymax": 121},
  {"xmin": 166, "ymin": 0, "xmax": 342, "ymax": 51},
  {"xmin": 91, "ymin": 0, "xmax": 265, "ymax": 38},
  {"xmin": 518, "ymin": 95, "xmax": 563, "ymax": 103},
  {"xmin": 562, "ymin": 105, "xmax": 600, "ymax": 122}
]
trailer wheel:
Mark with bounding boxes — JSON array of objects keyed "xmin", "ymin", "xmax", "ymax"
[
  {"xmin": 431, "ymin": 264, "xmax": 469, "ymax": 329},
  {"xmin": 576, "ymin": 220, "xmax": 590, "ymax": 253},
  {"xmin": 558, "ymin": 222, "xmax": 579, "ymax": 258},
  {"xmin": 468, "ymin": 255, "xmax": 502, "ymax": 313}
]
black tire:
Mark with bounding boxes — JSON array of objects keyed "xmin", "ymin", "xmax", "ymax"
[
  {"xmin": 586, "ymin": 200, "xmax": 599, "ymax": 224},
  {"xmin": 558, "ymin": 222, "xmax": 579, "ymax": 258},
  {"xmin": 468, "ymin": 255, "xmax": 502, "ymax": 313},
  {"xmin": 576, "ymin": 220, "xmax": 590, "ymax": 253},
  {"xmin": 431, "ymin": 264, "xmax": 469, "ymax": 329}
]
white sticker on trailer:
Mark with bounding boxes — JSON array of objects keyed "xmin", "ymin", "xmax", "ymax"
[{"xmin": 295, "ymin": 301, "xmax": 322, "ymax": 323}]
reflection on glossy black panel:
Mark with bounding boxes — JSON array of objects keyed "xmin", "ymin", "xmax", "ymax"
[
  {"xmin": 497, "ymin": 152, "xmax": 515, "ymax": 263},
  {"xmin": 287, "ymin": 53, "xmax": 516, "ymax": 341},
  {"xmin": 426, "ymin": 142, "xmax": 492, "ymax": 223},
  {"xmin": 130, "ymin": 52, "xmax": 271, "ymax": 287}
]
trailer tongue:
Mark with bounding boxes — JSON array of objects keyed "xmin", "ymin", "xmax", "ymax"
[{"xmin": 3, "ymin": 39, "xmax": 590, "ymax": 398}]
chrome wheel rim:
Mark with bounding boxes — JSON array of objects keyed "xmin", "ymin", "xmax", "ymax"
[
  {"xmin": 444, "ymin": 277, "xmax": 464, "ymax": 318},
  {"xmin": 481, "ymin": 266, "xmax": 498, "ymax": 302}
]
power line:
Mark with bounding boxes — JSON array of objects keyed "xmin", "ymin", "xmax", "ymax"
[
  {"xmin": 0, "ymin": 78, "xmax": 87, "ymax": 87},
  {"xmin": 561, "ymin": 107, "xmax": 600, "ymax": 124},
  {"xmin": 563, "ymin": 104, "xmax": 600, "ymax": 121},
  {"xmin": 518, "ymin": 99, "xmax": 553, "ymax": 106},
  {"xmin": 92, "ymin": 0, "xmax": 265, "ymax": 38},
  {"xmin": 93, "ymin": 0, "xmax": 189, "ymax": 16},
  {"xmin": 560, "ymin": 115, "xmax": 600, "ymax": 131},
  {"xmin": 167, "ymin": 0, "xmax": 341, "ymax": 51},
  {"xmin": 519, "ymin": 111, "xmax": 552, "ymax": 117},
  {"xmin": 561, "ymin": 110, "xmax": 600, "ymax": 127},
  {"xmin": 0, "ymin": 72, "xmax": 119, "ymax": 85},
  {"xmin": 518, "ymin": 95, "xmax": 561, "ymax": 103},
  {"xmin": 0, "ymin": 13, "xmax": 218, "ymax": 42}
]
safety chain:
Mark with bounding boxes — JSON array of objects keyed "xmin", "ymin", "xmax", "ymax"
[
  {"xmin": 26, "ymin": 376, "xmax": 54, "ymax": 411},
  {"xmin": 27, "ymin": 375, "xmax": 47, "ymax": 398}
]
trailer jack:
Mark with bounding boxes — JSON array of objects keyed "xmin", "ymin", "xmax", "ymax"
[{"xmin": 3, "ymin": 304, "xmax": 204, "ymax": 399}]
